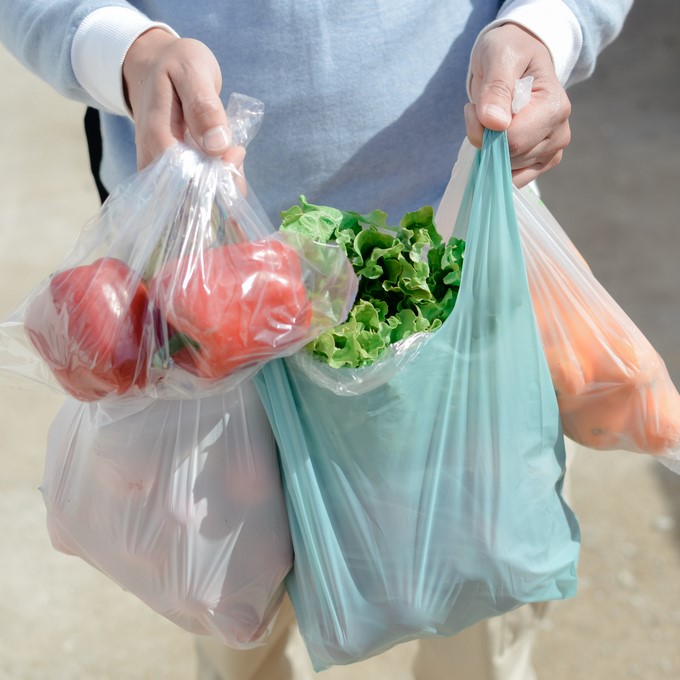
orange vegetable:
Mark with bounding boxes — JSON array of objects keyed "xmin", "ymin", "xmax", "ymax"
[
  {"xmin": 541, "ymin": 342, "xmax": 586, "ymax": 397},
  {"xmin": 634, "ymin": 380, "xmax": 680, "ymax": 455},
  {"xmin": 530, "ymin": 269, "xmax": 656, "ymax": 390},
  {"xmin": 558, "ymin": 384, "xmax": 642, "ymax": 451},
  {"xmin": 527, "ymin": 241, "xmax": 680, "ymax": 456}
]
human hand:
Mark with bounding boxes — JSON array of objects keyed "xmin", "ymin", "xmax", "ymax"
[
  {"xmin": 466, "ymin": 23, "xmax": 571, "ymax": 187},
  {"xmin": 122, "ymin": 29, "xmax": 246, "ymax": 170}
]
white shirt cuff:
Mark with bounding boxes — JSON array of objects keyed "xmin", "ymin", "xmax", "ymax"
[
  {"xmin": 467, "ymin": 0, "xmax": 583, "ymax": 98},
  {"xmin": 71, "ymin": 7, "xmax": 179, "ymax": 117}
]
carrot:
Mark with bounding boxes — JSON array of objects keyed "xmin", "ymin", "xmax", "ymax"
[
  {"xmin": 531, "ymin": 278, "xmax": 655, "ymax": 388},
  {"xmin": 556, "ymin": 366, "xmax": 680, "ymax": 455},
  {"xmin": 541, "ymin": 342, "xmax": 586, "ymax": 397},
  {"xmin": 528, "ymin": 247, "xmax": 665, "ymax": 452},
  {"xmin": 524, "ymin": 217, "xmax": 679, "ymax": 456},
  {"xmin": 558, "ymin": 384, "xmax": 640, "ymax": 450},
  {"xmin": 634, "ymin": 379, "xmax": 680, "ymax": 455}
]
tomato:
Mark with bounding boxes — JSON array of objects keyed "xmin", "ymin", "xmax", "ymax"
[
  {"xmin": 24, "ymin": 258, "xmax": 150, "ymax": 401},
  {"xmin": 151, "ymin": 239, "xmax": 312, "ymax": 379}
]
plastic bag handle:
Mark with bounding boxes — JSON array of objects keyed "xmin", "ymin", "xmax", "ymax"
[
  {"xmin": 225, "ymin": 93, "xmax": 265, "ymax": 148},
  {"xmin": 183, "ymin": 92, "xmax": 265, "ymax": 153},
  {"xmin": 435, "ymin": 77, "xmax": 534, "ymax": 242}
]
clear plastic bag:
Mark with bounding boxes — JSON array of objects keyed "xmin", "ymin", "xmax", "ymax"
[
  {"xmin": 41, "ymin": 379, "xmax": 292, "ymax": 647},
  {"xmin": 437, "ymin": 138, "xmax": 680, "ymax": 467},
  {"xmin": 517, "ymin": 186, "xmax": 680, "ymax": 464},
  {"xmin": 276, "ymin": 198, "xmax": 465, "ymax": 396},
  {"xmin": 288, "ymin": 331, "xmax": 433, "ymax": 395},
  {"xmin": 255, "ymin": 130, "xmax": 580, "ymax": 671},
  {"xmin": 0, "ymin": 93, "xmax": 357, "ymax": 402}
]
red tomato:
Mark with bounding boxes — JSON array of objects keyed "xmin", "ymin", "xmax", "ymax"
[
  {"xmin": 151, "ymin": 239, "xmax": 312, "ymax": 379},
  {"xmin": 24, "ymin": 258, "xmax": 150, "ymax": 401}
]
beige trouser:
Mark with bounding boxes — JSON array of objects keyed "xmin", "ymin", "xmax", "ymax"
[
  {"xmin": 195, "ymin": 596, "xmax": 297, "ymax": 680},
  {"xmin": 195, "ymin": 598, "xmax": 549, "ymax": 680},
  {"xmin": 411, "ymin": 602, "xmax": 549, "ymax": 680},
  {"xmin": 196, "ymin": 442, "xmax": 575, "ymax": 680}
]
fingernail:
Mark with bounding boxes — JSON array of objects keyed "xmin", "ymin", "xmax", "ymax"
[
  {"xmin": 202, "ymin": 126, "xmax": 230, "ymax": 153},
  {"xmin": 484, "ymin": 105, "xmax": 511, "ymax": 126}
]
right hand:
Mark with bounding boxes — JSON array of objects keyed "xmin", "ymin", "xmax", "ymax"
[
  {"xmin": 466, "ymin": 23, "xmax": 572, "ymax": 187},
  {"xmin": 122, "ymin": 28, "xmax": 245, "ymax": 170}
]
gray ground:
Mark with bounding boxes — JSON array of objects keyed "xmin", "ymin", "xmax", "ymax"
[{"xmin": 0, "ymin": 2, "xmax": 678, "ymax": 678}]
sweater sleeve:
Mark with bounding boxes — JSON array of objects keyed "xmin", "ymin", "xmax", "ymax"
[
  {"xmin": 71, "ymin": 7, "xmax": 178, "ymax": 116},
  {"xmin": 0, "ymin": 1, "xmax": 176, "ymax": 115},
  {"xmin": 558, "ymin": 0, "xmax": 634, "ymax": 85},
  {"xmin": 468, "ymin": 0, "xmax": 633, "ymax": 90}
]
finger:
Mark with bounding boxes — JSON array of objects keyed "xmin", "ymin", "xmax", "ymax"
[
  {"xmin": 511, "ymin": 164, "xmax": 541, "ymax": 188},
  {"xmin": 470, "ymin": 69, "xmax": 514, "ymax": 131},
  {"xmin": 134, "ymin": 75, "xmax": 181, "ymax": 169},
  {"xmin": 122, "ymin": 29, "xmax": 184, "ymax": 168},
  {"xmin": 183, "ymin": 93, "xmax": 231, "ymax": 154},
  {"xmin": 221, "ymin": 144, "xmax": 246, "ymax": 168},
  {"xmin": 508, "ymin": 125, "xmax": 570, "ymax": 169},
  {"xmin": 506, "ymin": 91, "xmax": 571, "ymax": 158},
  {"xmin": 507, "ymin": 111, "xmax": 570, "ymax": 174},
  {"xmin": 464, "ymin": 103, "xmax": 484, "ymax": 148},
  {"xmin": 170, "ymin": 41, "xmax": 231, "ymax": 156},
  {"xmin": 228, "ymin": 157, "xmax": 248, "ymax": 197},
  {"xmin": 511, "ymin": 149, "xmax": 564, "ymax": 187}
]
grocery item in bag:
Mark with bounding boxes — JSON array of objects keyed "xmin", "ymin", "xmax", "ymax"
[
  {"xmin": 256, "ymin": 130, "xmax": 580, "ymax": 670},
  {"xmin": 436, "ymin": 138, "xmax": 680, "ymax": 465},
  {"xmin": 42, "ymin": 381, "xmax": 292, "ymax": 646},
  {"xmin": 0, "ymin": 93, "xmax": 357, "ymax": 401}
]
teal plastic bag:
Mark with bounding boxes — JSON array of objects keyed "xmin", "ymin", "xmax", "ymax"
[{"xmin": 255, "ymin": 130, "xmax": 580, "ymax": 671}]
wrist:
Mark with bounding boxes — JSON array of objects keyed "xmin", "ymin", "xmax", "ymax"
[
  {"xmin": 123, "ymin": 28, "xmax": 178, "ymax": 113},
  {"xmin": 72, "ymin": 7, "xmax": 179, "ymax": 116},
  {"xmin": 467, "ymin": 1, "xmax": 581, "ymax": 98},
  {"xmin": 488, "ymin": 0, "xmax": 581, "ymax": 85},
  {"xmin": 493, "ymin": 22, "xmax": 552, "ymax": 60}
]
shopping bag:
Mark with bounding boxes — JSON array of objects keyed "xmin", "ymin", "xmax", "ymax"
[
  {"xmin": 41, "ymin": 380, "xmax": 292, "ymax": 647},
  {"xmin": 516, "ymin": 186, "xmax": 680, "ymax": 465},
  {"xmin": 0, "ymin": 93, "xmax": 357, "ymax": 402},
  {"xmin": 436, "ymin": 106, "xmax": 680, "ymax": 468},
  {"xmin": 255, "ymin": 130, "xmax": 580, "ymax": 670},
  {"xmin": 277, "ymin": 196, "xmax": 466, "ymax": 395}
]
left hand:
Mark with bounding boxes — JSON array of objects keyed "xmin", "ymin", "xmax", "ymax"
[
  {"xmin": 466, "ymin": 23, "xmax": 572, "ymax": 187},
  {"xmin": 123, "ymin": 29, "xmax": 246, "ymax": 172}
]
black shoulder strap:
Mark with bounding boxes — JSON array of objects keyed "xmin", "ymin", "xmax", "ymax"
[{"xmin": 84, "ymin": 107, "xmax": 109, "ymax": 204}]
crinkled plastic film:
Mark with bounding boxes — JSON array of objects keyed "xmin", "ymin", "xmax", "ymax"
[
  {"xmin": 289, "ymin": 331, "xmax": 433, "ymax": 395},
  {"xmin": 436, "ymin": 138, "xmax": 680, "ymax": 467},
  {"xmin": 41, "ymin": 380, "xmax": 292, "ymax": 647},
  {"xmin": 515, "ymin": 185, "xmax": 680, "ymax": 465},
  {"xmin": 0, "ymin": 93, "xmax": 358, "ymax": 402},
  {"xmin": 255, "ymin": 130, "xmax": 580, "ymax": 671}
]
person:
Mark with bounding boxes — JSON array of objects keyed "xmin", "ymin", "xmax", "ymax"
[{"xmin": 0, "ymin": 1, "xmax": 633, "ymax": 679}]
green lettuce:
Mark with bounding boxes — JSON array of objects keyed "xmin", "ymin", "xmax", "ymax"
[{"xmin": 280, "ymin": 196, "xmax": 465, "ymax": 368}]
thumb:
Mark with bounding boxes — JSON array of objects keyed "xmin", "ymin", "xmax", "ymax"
[
  {"xmin": 179, "ymin": 91, "xmax": 231, "ymax": 156},
  {"xmin": 172, "ymin": 45, "xmax": 232, "ymax": 156},
  {"xmin": 472, "ymin": 72, "xmax": 514, "ymax": 131}
]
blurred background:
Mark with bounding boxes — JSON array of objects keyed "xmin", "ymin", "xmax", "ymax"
[{"xmin": 0, "ymin": 2, "xmax": 678, "ymax": 678}]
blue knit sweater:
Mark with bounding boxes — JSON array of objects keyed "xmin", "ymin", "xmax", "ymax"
[{"xmin": 0, "ymin": 1, "xmax": 632, "ymax": 222}]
